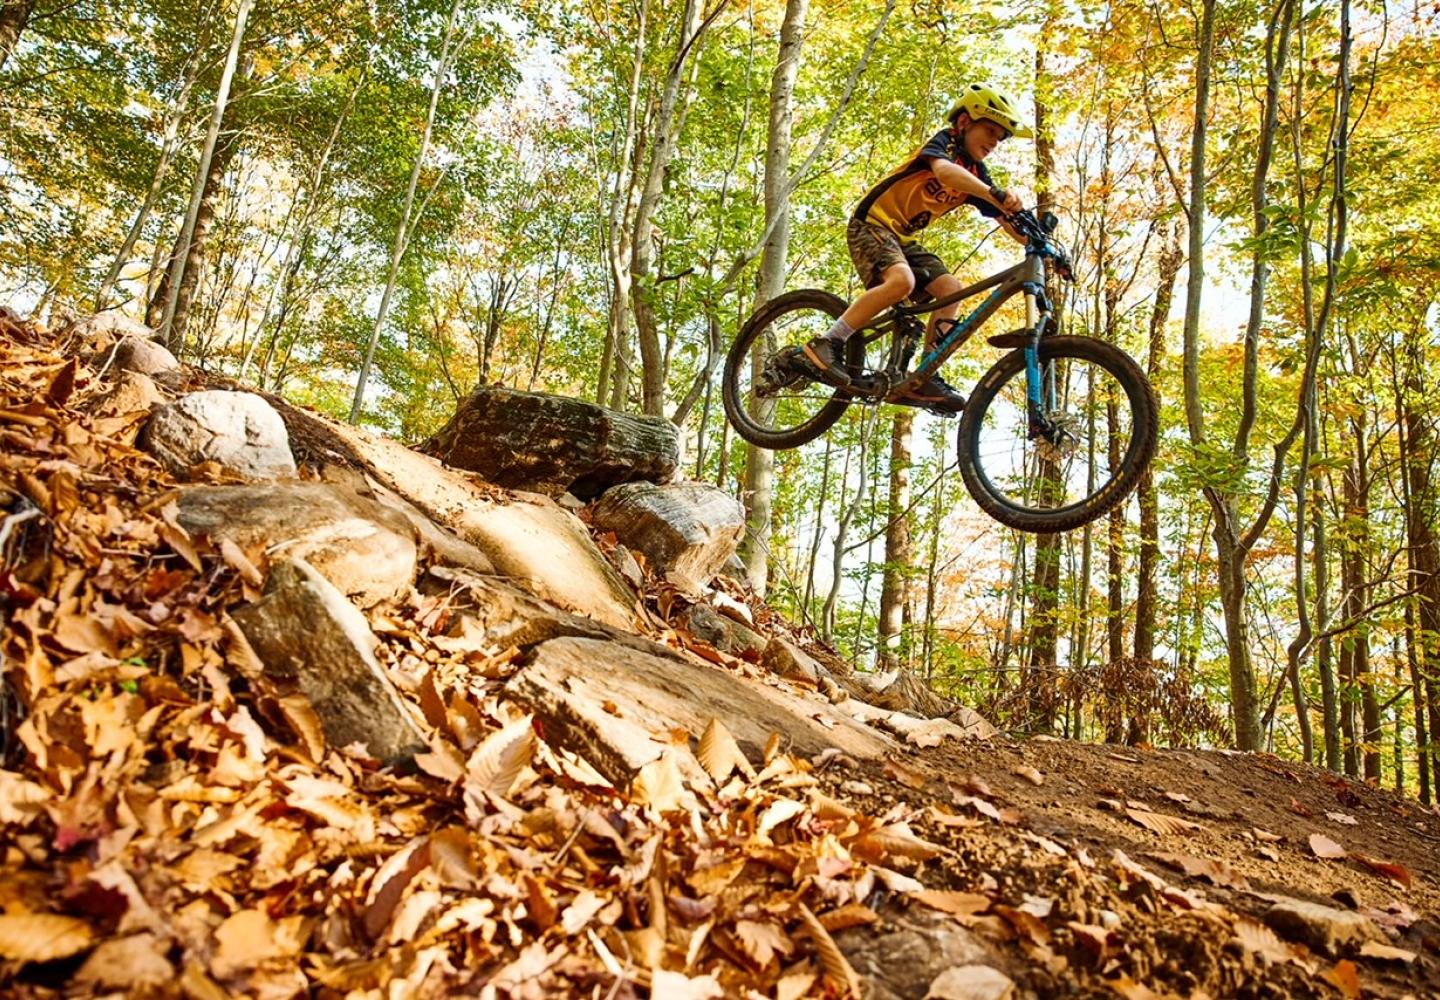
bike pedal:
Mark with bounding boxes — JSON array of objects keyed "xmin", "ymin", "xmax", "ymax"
[{"xmin": 986, "ymin": 331, "xmax": 1029, "ymax": 349}]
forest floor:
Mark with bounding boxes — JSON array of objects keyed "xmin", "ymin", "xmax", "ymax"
[{"xmin": 0, "ymin": 314, "xmax": 1437, "ymax": 998}]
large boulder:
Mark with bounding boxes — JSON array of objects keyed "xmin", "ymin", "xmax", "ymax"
[
  {"xmin": 142, "ymin": 390, "xmax": 297, "ymax": 480},
  {"xmin": 109, "ymin": 336, "xmax": 179, "ymax": 378},
  {"xmin": 591, "ymin": 481, "xmax": 744, "ymax": 594},
  {"xmin": 72, "ymin": 311, "xmax": 156, "ymax": 353},
  {"xmin": 422, "ymin": 385, "xmax": 678, "ymax": 499},
  {"xmin": 229, "ymin": 559, "xmax": 427, "ymax": 766},
  {"xmin": 322, "ymin": 422, "xmax": 639, "ymax": 630},
  {"xmin": 176, "ymin": 483, "xmax": 418, "ymax": 608}
]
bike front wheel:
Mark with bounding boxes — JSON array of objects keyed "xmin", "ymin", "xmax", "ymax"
[
  {"xmin": 722, "ymin": 289, "xmax": 865, "ymax": 451},
  {"xmin": 957, "ymin": 336, "xmax": 1157, "ymax": 533}
]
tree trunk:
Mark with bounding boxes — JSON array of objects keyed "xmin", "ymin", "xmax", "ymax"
[
  {"xmin": 738, "ymin": 0, "xmax": 807, "ymax": 595},
  {"xmin": 349, "ymin": 0, "xmax": 462, "ymax": 423},
  {"xmin": 0, "ymin": 0, "xmax": 36, "ymax": 72},
  {"xmin": 878, "ymin": 410, "xmax": 914, "ymax": 670},
  {"xmin": 155, "ymin": 0, "xmax": 254, "ymax": 352},
  {"xmin": 630, "ymin": 0, "xmax": 708, "ymax": 416}
]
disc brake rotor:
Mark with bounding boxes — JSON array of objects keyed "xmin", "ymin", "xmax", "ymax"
[{"xmin": 1033, "ymin": 413, "xmax": 1080, "ymax": 464}]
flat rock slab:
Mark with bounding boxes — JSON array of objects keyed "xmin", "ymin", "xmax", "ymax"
[
  {"xmin": 324, "ymin": 422, "xmax": 637, "ymax": 630},
  {"xmin": 177, "ymin": 482, "xmax": 417, "ymax": 608},
  {"xmin": 230, "ymin": 559, "xmax": 426, "ymax": 766},
  {"xmin": 591, "ymin": 481, "xmax": 744, "ymax": 594},
  {"xmin": 506, "ymin": 637, "xmax": 893, "ymax": 787},
  {"xmin": 1263, "ymin": 896, "xmax": 1386, "ymax": 956},
  {"xmin": 142, "ymin": 390, "xmax": 297, "ymax": 480},
  {"xmin": 422, "ymin": 385, "xmax": 678, "ymax": 499}
]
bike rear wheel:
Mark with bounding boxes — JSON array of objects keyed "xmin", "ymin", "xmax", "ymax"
[
  {"xmin": 722, "ymin": 289, "xmax": 866, "ymax": 451},
  {"xmin": 957, "ymin": 336, "xmax": 1157, "ymax": 533}
]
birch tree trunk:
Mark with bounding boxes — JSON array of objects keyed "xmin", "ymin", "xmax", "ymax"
[
  {"xmin": 877, "ymin": 410, "xmax": 914, "ymax": 670},
  {"xmin": 349, "ymin": 0, "xmax": 463, "ymax": 423},
  {"xmin": 629, "ymin": 0, "xmax": 708, "ymax": 416},
  {"xmin": 156, "ymin": 0, "xmax": 254, "ymax": 352},
  {"xmin": 738, "ymin": 0, "xmax": 806, "ymax": 595}
]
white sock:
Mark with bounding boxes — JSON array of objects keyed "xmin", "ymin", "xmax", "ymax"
[{"xmin": 826, "ymin": 318, "xmax": 854, "ymax": 341}]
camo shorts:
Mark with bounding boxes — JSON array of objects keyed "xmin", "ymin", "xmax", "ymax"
[{"xmin": 846, "ymin": 217, "xmax": 948, "ymax": 301}]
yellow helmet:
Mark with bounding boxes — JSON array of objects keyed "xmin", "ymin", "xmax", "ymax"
[{"xmin": 948, "ymin": 83, "xmax": 1033, "ymax": 139}]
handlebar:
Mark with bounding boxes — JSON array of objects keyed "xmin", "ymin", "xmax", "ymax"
[{"xmin": 1005, "ymin": 208, "xmax": 1074, "ymax": 281}]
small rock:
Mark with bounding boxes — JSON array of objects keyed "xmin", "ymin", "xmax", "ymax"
[
  {"xmin": 109, "ymin": 336, "xmax": 179, "ymax": 377},
  {"xmin": 143, "ymin": 390, "xmax": 296, "ymax": 480},
  {"xmin": 557, "ymin": 492, "xmax": 586, "ymax": 511},
  {"xmin": 838, "ymin": 909, "xmax": 1001, "ymax": 1000},
  {"xmin": 591, "ymin": 481, "xmax": 744, "ymax": 595},
  {"xmin": 229, "ymin": 558, "xmax": 427, "ymax": 766},
  {"xmin": 1263, "ymin": 896, "xmax": 1386, "ymax": 956},
  {"xmin": 924, "ymin": 966, "xmax": 1014, "ymax": 1000},
  {"xmin": 760, "ymin": 636, "xmax": 821, "ymax": 684},
  {"xmin": 72, "ymin": 311, "xmax": 156, "ymax": 352},
  {"xmin": 841, "ymin": 780, "xmax": 874, "ymax": 796},
  {"xmin": 177, "ymin": 483, "xmax": 417, "ymax": 607},
  {"xmin": 677, "ymin": 602, "xmax": 765, "ymax": 658}
]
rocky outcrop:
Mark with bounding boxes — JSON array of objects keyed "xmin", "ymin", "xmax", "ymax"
[
  {"xmin": 422, "ymin": 385, "xmax": 679, "ymax": 499},
  {"xmin": 591, "ymin": 481, "xmax": 744, "ymax": 594},
  {"xmin": 109, "ymin": 336, "xmax": 179, "ymax": 378},
  {"xmin": 505, "ymin": 637, "xmax": 893, "ymax": 786},
  {"xmin": 324, "ymin": 421, "xmax": 639, "ymax": 630},
  {"xmin": 229, "ymin": 559, "xmax": 427, "ymax": 766},
  {"xmin": 142, "ymin": 390, "xmax": 296, "ymax": 480},
  {"xmin": 176, "ymin": 483, "xmax": 418, "ymax": 608}
]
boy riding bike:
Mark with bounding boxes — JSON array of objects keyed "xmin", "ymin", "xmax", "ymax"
[{"xmin": 800, "ymin": 83, "xmax": 1033, "ymax": 414}]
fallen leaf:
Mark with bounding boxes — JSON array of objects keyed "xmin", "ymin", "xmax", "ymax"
[
  {"xmin": 632, "ymin": 753, "xmax": 694, "ymax": 814},
  {"xmin": 798, "ymin": 902, "xmax": 863, "ymax": 997},
  {"xmin": 1012, "ymin": 765, "xmax": 1043, "ymax": 786},
  {"xmin": 73, "ymin": 932, "xmax": 173, "ymax": 989},
  {"xmin": 1125, "ymin": 807, "xmax": 1203, "ymax": 836},
  {"xmin": 1324, "ymin": 959, "xmax": 1362, "ymax": 999},
  {"xmin": 1252, "ymin": 827, "xmax": 1283, "ymax": 842},
  {"xmin": 698, "ymin": 717, "xmax": 754, "ymax": 782},
  {"xmin": 1309, "ymin": 832, "xmax": 1348, "ymax": 859},
  {"xmin": 924, "ymin": 964, "xmax": 1015, "ymax": 1000},
  {"xmin": 757, "ymin": 798, "xmax": 806, "ymax": 838},
  {"xmin": 913, "ymin": 890, "xmax": 991, "ymax": 919},
  {"xmin": 884, "ymin": 757, "xmax": 928, "ymax": 789},
  {"xmin": 818, "ymin": 903, "xmax": 879, "ymax": 932},
  {"xmin": 1150, "ymin": 852, "xmax": 1251, "ymax": 891},
  {"xmin": 1326, "ymin": 811, "xmax": 1358, "ymax": 826},
  {"xmin": 0, "ymin": 913, "xmax": 94, "ymax": 964},
  {"xmin": 1067, "ymin": 922, "xmax": 1117, "ymax": 965},
  {"xmin": 649, "ymin": 969, "xmax": 724, "ymax": 999},
  {"xmin": 465, "ymin": 714, "xmax": 535, "ymax": 799},
  {"xmin": 734, "ymin": 919, "xmax": 792, "ymax": 968},
  {"xmin": 1350, "ymin": 852, "xmax": 1411, "ymax": 889}
]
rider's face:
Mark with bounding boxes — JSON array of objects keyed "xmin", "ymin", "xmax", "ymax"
[{"xmin": 962, "ymin": 119, "xmax": 1009, "ymax": 161}]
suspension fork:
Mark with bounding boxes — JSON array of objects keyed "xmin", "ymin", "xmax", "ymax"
[{"xmin": 1022, "ymin": 282, "xmax": 1054, "ymax": 436}]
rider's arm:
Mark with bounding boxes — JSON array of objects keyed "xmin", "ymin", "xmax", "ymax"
[{"xmin": 924, "ymin": 157, "xmax": 1028, "ymax": 244}]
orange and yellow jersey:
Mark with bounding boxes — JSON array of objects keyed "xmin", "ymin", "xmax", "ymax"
[{"xmin": 853, "ymin": 127, "xmax": 1001, "ymax": 242}]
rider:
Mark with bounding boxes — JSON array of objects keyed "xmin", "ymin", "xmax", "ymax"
[{"xmin": 801, "ymin": 83, "xmax": 1032, "ymax": 413}]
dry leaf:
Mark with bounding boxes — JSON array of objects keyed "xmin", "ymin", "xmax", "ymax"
[
  {"xmin": 924, "ymin": 964, "xmax": 1015, "ymax": 1000},
  {"xmin": 649, "ymin": 969, "xmax": 724, "ymax": 999},
  {"xmin": 1309, "ymin": 832, "xmax": 1348, "ymax": 859},
  {"xmin": 1012, "ymin": 765, "xmax": 1044, "ymax": 786},
  {"xmin": 757, "ymin": 798, "xmax": 806, "ymax": 838},
  {"xmin": 799, "ymin": 902, "xmax": 863, "ymax": 998},
  {"xmin": 1150, "ymin": 852, "xmax": 1251, "ymax": 891},
  {"xmin": 465, "ymin": 714, "xmax": 535, "ymax": 798},
  {"xmin": 913, "ymin": 890, "xmax": 991, "ymax": 919},
  {"xmin": 884, "ymin": 757, "xmax": 928, "ymax": 789},
  {"xmin": 1326, "ymin": 811, "xmax": 1358, "ymax": 826},
  {"xmin": 1350, "ymin": 852, "xmax": 1412, "ymax": 888},
  {"xmin": 1324, "ymin": 959, "xmax": 1362, "ymax": 999},
  {"xmin": 698, "ymin": 717, "xmax": 754, "ymax": 782},
  {"xmin": 1252, "ymin": 827, "xmax": 1283, "ymax": 843},
  {"xmin": 735, "ymin": 919, "xmax": 792, "ymax": 968},
  {"xmin": 632, "ymin": 752, "xmax": 694, "ymax": 814},
  {"xmin": 1125, "ymin": 807, "xmax": 1203, "ymax": 836},
  {"xmin": 0, "ymin": 913, "xmax": 94, "ymax": 964},
  {"xmin": 818, "ymin": 904, "xmax": 879, "ymax": 932},
  {"xmin": 74, "ymin": 932, "xmax": 173, "ymax": 989},
  {"xmin": 363, "ymin": 837, "xmax": 431, "ymax": 940}
]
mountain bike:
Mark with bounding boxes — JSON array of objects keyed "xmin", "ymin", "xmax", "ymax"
[{"xmin": 721, "ymin": 209, "xmax": 1157, "ymax": 533}]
